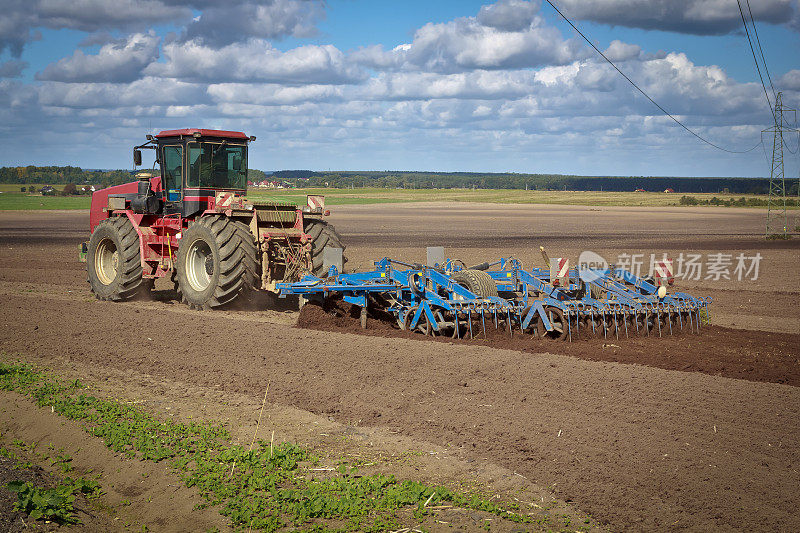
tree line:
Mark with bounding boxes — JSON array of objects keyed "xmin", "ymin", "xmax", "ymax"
[
  {"xmin": 0, "ymin": 166, "xmax": 132, "ymax": 189},
  {"xmin": 272, "ymin": 170, "xmax": 787, "ymax": 194},
  {"xmin": 1, "ymin": 165, "xmax": 794, "ymax": 195}
]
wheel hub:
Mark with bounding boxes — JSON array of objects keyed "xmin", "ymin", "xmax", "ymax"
[
  {"xmin": 95, "ymin": 238, "xmax": 119, "ymax": 286},
  {"xmin": 186, "ymin": 239, "xmax": 214, "ymax": 292}
]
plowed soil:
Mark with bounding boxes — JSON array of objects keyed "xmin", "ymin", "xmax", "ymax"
[
  {"xmin": 1, "ymin": 206, "xmax": 800, "ymax": 532},
  {"xmin": 298, "ymin": 300, "xmax": 800, "ymax": 387}
]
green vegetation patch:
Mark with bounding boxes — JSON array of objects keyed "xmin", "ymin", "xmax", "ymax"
[
  {"xmin": 6, "ymin": 477, "xmax": 102, "ymax": 524},
  {"xmin": 679, "ymin": 194, "xmax": 799, "ymax": 208},
  {"xmin": 0, "ymin": 362, "xmax": 538, "ymax": 531}
]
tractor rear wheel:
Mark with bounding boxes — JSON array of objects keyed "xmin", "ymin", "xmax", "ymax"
[
  {"xmin": 87, "ymin": 216, "xmax": 149, "ymax": 301},
  {"xmin": 305, "ymin": 220, "xmax": 346, "ymax": 276},
  {"xmin": 451, "ymin": 269, "xmax": 498, "ymax": 298},
  {"xmin": 176, "ymin": 216, "xmax": 258, "ymax": 309}
]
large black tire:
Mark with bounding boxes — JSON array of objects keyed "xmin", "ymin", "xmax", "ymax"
[
  {"xmin": 175, "ymin": 216, "xmax": 258, "ymax": 309},
  {"xmin": 87, "ymin": 216, "xmax": 149, "ymax": 301},
  {"xmin": 231, "ymin": 219, "xmax": 260, "ymax": 293},
  {"xmin": 451, "ymin": 269, "xmax": 498, "ymax": 298},
  {"xmin": 305, "ymin": 220, "xmax": 346, "ymax": 276}
]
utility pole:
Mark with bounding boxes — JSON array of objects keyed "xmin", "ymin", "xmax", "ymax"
[{"xmin": 764, "ymin": 92, "xmax": 799, "ymax": 239}]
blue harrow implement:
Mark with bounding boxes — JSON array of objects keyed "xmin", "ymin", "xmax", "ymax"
[{"xmin": 277, "ymin": 256, "xmax": 712, "ymax": 341}]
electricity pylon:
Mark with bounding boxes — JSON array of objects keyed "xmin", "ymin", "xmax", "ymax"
[{"xmin": 764, "ymin": 92, "xmax": 798, "ymax": 238}]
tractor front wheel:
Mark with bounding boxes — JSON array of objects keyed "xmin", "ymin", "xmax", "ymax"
[
  {"xmin": 176, "ymin": 216, "xmax": 258, "ymax": 309},
  {"xmin": 87, "ymin": 216, "xmax": 149, "ymax": 301}
]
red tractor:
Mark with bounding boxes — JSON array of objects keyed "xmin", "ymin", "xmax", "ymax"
[{"xmin": 81, "ymin": 128, "xmax": 345, "ymax": 309}]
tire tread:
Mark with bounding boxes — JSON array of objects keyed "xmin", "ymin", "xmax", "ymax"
[
  {"xmin": 176, "ymin": 216, "xmax": 259, "ymax": 309},
  {"xmin": 304, "ymin": 220, "xmax": 346, "ymax": 277}
]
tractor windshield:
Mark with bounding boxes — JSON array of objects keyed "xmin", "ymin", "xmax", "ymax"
[{"xmin": 187, "ymin": 142, "xmax": 247, "ymax": 190}]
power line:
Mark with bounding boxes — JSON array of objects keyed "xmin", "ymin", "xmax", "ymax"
[
  {"xmin": 760, "ymin": 131, "xmax": 771, "ymax": 166},
  {"xmin": 543, "ymin": 0, "xmax": 762, "ymax": 154},
  {"xmin": 736, "ymin": 0, "xmax": 776, "ymax": 122},
  {"xmin": 745, "ymin": 0, "xmax": 776, "ymax": 101}
]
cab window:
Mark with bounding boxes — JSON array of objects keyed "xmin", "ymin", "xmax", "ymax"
[
  {"xmin": 187, "ymin": 142, "xmax": 246, "ymax": 189},
  {"xmin": 162, "ymin": 145, "xmax": 183, "ymax": 201}
]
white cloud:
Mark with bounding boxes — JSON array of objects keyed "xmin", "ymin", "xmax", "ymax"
[
  {"xmin": 476, "ymin": 0, "xmax": 541, "ymax": 31},
  {"xmin": 0, "ymin": 80, "xmax": 36, "ymax": 108},
  {"xmin": 358, "ymin": 71, "xmax": 538, "ymax": 101},
  {"xmin": 77, "ymin": 31, "xmax": 123, "ymax": 48},
  {"xmin": 207, "ymin": 83, "xmax": 343, "ymax": 105},
  {"xmin": 0, "ymin": 2, "xmax": 39, "ymax": 57},
  {"xmin": 0, "ymin": 0, "xmax": 324, "ymax": 57},
  {"xmin": 34, "ymin": 0, "xmax": 190, "ymax": 32},
  {"xmin": 0, "ymin": 0, "xmax": 190, "ymax": 57},
  {"xmin": 182, "ymin": 0, "xmax": 325, "ymax": 47},
  {"xmin": 555, "ymin": 0, "xmax": 796, "ymax": 35},
  {"xmin": 603, "ymin": 40, "xmax": 641, "ymax": 61},
  {"xmin": 37, "ymin": 77, "xmax": 207, "ymax": 108},
  {"xmin": 0, "ymin": 60, "xmax": 28, "ymax": 78},
  {"xmin": 352, "ymin": 0, "xmax": 584, "ymax": 73},
  {"xmin": 778, "ymin": 69, "xmax": 800, "ymax": 91},
  {"xmin": 36, "ymin": 32, "xmax": 160, "ymax": 83},
  {"xmin": 146, "ymin": 40, "xmax": 366, "ymax": 84}
]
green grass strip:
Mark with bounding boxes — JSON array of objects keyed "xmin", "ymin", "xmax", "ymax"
[
  {"xmin": 0, "ymin": 193, "xmax": 90, "ymax": 210},
  {"xmin": 0, "ymin": 362, "xmax": 537, "ymax": 532}
]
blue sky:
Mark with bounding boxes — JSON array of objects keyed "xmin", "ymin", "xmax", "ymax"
[{"xmin": 1, "ymin": 0, "xmax": 799, "ymax": 177}]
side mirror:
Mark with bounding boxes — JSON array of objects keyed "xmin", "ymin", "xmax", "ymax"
[
  {"xmin": 133, "ymin": 149, "xmax": 142, "ymax": 166},
  {"xmin": 232, "ymin": 154, "xmax": 242, "ymax": 171}
]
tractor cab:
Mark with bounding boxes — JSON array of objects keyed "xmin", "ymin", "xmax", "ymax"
[{"xmin": 134, "ymin": 128, "xmax": 255, "ymax": 218}]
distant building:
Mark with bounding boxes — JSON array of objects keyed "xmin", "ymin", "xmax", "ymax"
[
  {"xmin": 663, "ymin": 188, "xmax": 675, "ymax": 193},
  {"xmin": 634, "ymin": 188, "xmax": 646, "ymax": 192}
]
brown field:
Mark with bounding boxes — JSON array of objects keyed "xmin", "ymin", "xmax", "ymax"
[{"xmin": 1, "ymin": 204, "xmax": 799, "ymax": 531}]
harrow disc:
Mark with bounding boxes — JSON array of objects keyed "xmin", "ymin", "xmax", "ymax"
[
  {"xmin": 432, "ymin": 308, "xmax": 457, "ymax": 338},
  {"xmin": 521, "ymin": 306, "xmax": 544, "ymax": 338},
  {"xmin": 403, "ymin": 306, "xmax": 433, "ymax": 335},
  {"xmin": 541, "ymin": 307, "xmax": 568, "ymax": 341}
]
